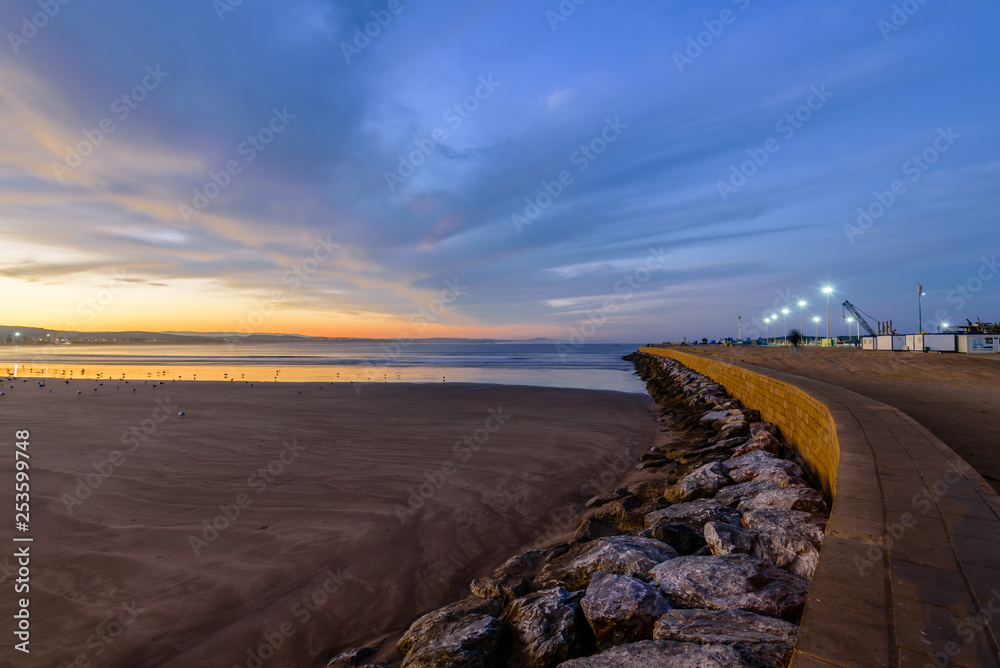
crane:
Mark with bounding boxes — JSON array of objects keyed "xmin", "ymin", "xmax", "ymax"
[{"xmin": 842, "ymin": 301, "xmax": 877, "ymax": 337}]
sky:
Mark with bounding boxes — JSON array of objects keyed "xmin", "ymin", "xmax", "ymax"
[{"xmin": 1, "ymin": 0, "xmax": 998, "ymax": 342}]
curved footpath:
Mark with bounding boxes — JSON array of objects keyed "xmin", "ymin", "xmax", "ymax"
[{"xmin": 639, "ymin": 347, "xmax": 1000, "ymax": 668}]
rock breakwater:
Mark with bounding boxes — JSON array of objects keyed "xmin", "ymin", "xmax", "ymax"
[{"xmin": 337, "ymin": 352, "xmax": 828, "ymax": 668}]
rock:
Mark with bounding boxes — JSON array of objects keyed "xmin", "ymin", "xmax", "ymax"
[
  {"xmin": 585, "ymin": 488, "xmax": 631, "ymax": 509},
  {"xmin": 398, "ymin": 597, "xmax": 502, "ymax": 667},
  {"xmin": 470, "ymin": 550, "xmax": 546, "ymax": 604},
  {"xmin": 592, "ymin": 499, "xmax": 648, "ymax": 533},
  {"xmin": 645, "ymin": 499, "xmax": 742, "ymax": 532},
  {"xmin": 664, "ymin": 462, "xmax": 731, "ymax": 504},
  {"xmin": 556, "ymin": 640, "xmax": 752, "ymax": 667},
  {"xmin": 503, "ymin": 588, "xmax": 583, "ymax": 668},
  {"xmin": 742, "ymin": 508, "xmax": 827, "ymax": 547},
  {"xmin": 639, "ymin": 524, "xmax": 706, "ymax": 556},
  {"xmin": 649, "ymin": 554, "xmax": 810, "ymax": 620},
  {"xmin": 571, "ymin": 518, "xmax": 620, "ymax": 546},
  {"xmin": 731, "ymin": 431, "xmax": 783, "ymax": 457},
  {"xmin": 699, "ymin": 410, "xmax": 731, "ymax": 426},
  {"xmin": 535, "ymin": 536, "xmax": 678, "ymax": 591},
  {"xmin": 705, "ymin": 522, "xmax": 820, "ymax": 579},
  {"xmin": 715, "ymin": 437, "xmax": 747, "ymax": 450},
  {"xmin": 653, "ymin": 609, "xmax": 797, "ymax": 668},
  {"xmin": 723, "ymin": 451, "xmax": 804, "ymax": 485},
  {"xmin": 580, "ymin": 572, "xmax": 672, "ymax": 644},
  {"xmin": 714, "ymin": 479, "xmax": 789, "ymax": 507},
  {"xmin": 327, "ymin": 646, "xmax": 378, "ymax": 666},
  {"xmin": 737, "ymin": 487, "xmax": 829, "ymax": 516},
  {"xmin": 716, "ymin": 417, "xmax": 749, "ymax": 439},
  {"xmin": 626, "ymin": 478, "xmax": 672, "ymax": 500},
  {"xmin": 750, "ymin": 421, "xmax": 779, "ymax": 437}
]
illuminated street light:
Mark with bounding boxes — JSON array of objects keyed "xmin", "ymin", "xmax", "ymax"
[
  {"xmin": 812, "ymin": 316, "xmax": 821, "ymax": 343},
  {"xmin": 821, "ymin": 286, "xmax": 834, "ymax": 342},
  {"xmin": 918, "ymin": 283, "xmax": 926, "ymax": 333},
  {"xmin": 798, "ymin": 300, "xmax": 807, "ymax": 336},
  {"xmin": 782, "ymin": 308, "xmax": 790, "ymax": 344},
  {"xmin": 764, "ymin": 317, "xmax": 771, "ymax": 344}
]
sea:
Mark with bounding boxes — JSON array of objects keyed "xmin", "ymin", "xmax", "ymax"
[{"xmin": 0, "ymin": 341, "xmax": 649, "ymax": 393}]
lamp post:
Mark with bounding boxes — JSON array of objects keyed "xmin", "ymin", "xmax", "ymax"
[
  {"xmin": 813, "ymin": 316, "xmax": 820, "ymax": 344},
  {"xmin": 918, "ymin": 283, "xmax": 925, "ymax": 333},
  {"xmin": 782, "ymin": 308, "xmax": 790, "ymax": 344},
  {"xmin": 822, "ymin": 286, "xmax": 834, "ymax": 342},
  {"xmin": 798, "ymin": 300, "xmax": 807, "ymax": 337},
  {"xmin": 764, "ymin": 317, "xmax": 771, "ymax": 344},
  {"xmin": 846, "ymin": 317, "xmax": 855, "ymax": 342}
]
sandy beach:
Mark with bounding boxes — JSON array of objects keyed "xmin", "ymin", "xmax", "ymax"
[
  {"xmin": 0, "ymin": 380, "xmax": 663, "ymax": 667},
  {"xmin": 664, "ymin": 345, "xmax": 1000, "ymax": 491}
]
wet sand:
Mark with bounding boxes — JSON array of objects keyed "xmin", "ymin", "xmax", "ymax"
[
  {"xmin": 663, "ymin": 345, "xmax": 1000, "ymax": 491},
  {"xmin": 0, "ymin": 380, "xmax": 662, "ymax": 667}
]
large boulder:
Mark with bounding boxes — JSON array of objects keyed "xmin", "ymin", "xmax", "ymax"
[
  {"xmin": 664, "ymin": 462, "xmax": 731, "ymax": 504},
  {"xmin": 704, "ymin": 522, "xmax": 820, "ymax": 579},
  {"xmin": 535, "ymin": 536, "xmax": 678, "ymax": 591},
  {"xmin": 699, "ymin": 410, "xmax": 731, "ymax": 426},
  {"xmin": 723, "ymin": 451, "xmax": 804, "ymax": 485},
  {"xmin": 750, "ymin": 422, "xmax": 779, "ymax": 437},
  {"xmin": 638, "ymin": 524, "xmax": 706, "ymax": 556},
  {"xmin": 471, "ymin": 550, "xmax": 547, "ymax": 605},
  {"xmin": 592, "ymin": 498, "xmax": 649, "ymax": 533},
  {"xmin": 742, "ymin": 508, "xmax": 827, "ymax": 547},
  {"xmin": 649, "ymin": 554, "xmax": 809, "ymax": 620},
  {"xmin": 580, "ymin": 572, "xmax": 672, "ymax": 644},
  {"xmin": 398, "ymin": 598, "xmax": 503, "ymax": 668},
  {"xmin": 585, "ymin": 488, "xmax": 631, "ymax": 509},
  {"xmin": 716, "ymin": 416, "xmax": 749, "ymax": 439},
  {"xmin": 714, "ymin": 479, "xmax": 791, "ymax": 508},
  {"xmin": 503, "ymin": 588, "xmax": 583, "ymax": 668},
  {"xmin": 731, "ymin": 431, "xmax": 783, "ymax": 457},
  {"xmin": 571, "ymin": 518, "xmax": 620, "ymax": 546},
  {"xmin": 737, "ymin": 487, "xmax": 829, "ymax": 516},
  {"xmin": 645, "ymin": 499, "xmax": 741, "ymax": 532},
  {"xmin": 654, "ymin": 609, "xmax": 798, "ymax": 668},
  {"xmin": 556, "ymin": 640, "xmax": 752, "ymax": 667}
]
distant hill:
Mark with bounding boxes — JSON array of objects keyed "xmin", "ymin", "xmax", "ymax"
[
  {"xmin": 0, "ymin": 326, "xmax": 319, "ymax": 344},
  {"xmin": 0, "ymin": 327, "xmax": 581, "ymax": 345}
]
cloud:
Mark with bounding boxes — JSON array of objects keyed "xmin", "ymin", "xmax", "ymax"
[
  {"xmin": 0, "ymin": 0, "xmax": 998, "ymax": 339},
  {"xmin": 545, "ymin": 89, "xmax": 574, "ymax": 112}
]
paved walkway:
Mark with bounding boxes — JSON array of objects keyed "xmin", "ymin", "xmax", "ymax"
[{"xmin": 642, "ymin": 349, "xmax": 1000, "ymax": 668}]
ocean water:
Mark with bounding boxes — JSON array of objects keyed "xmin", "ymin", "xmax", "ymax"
[{"xmin": 0, "ymin": 341, "xmax": 649, "ymax": 393}]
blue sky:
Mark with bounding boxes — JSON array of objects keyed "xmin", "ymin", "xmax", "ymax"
[{"xmin": 1, "ymin": 0, "xmax": 998, "ymax": 341}]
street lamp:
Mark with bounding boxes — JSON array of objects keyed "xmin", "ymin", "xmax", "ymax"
[
  {"xmin": 812, "ymin": 316, "xmax": 820, "ymax": 343},
  {"xmin": 798, "ymin": 300, "xmax": 807, "ymax": 336},
  {"xmin": 846, "ymin": 317, "xmax": 855, "ymax": 341},
  {"xmin": 822, "ymin": 286, "xmax": 834, "ymax": 342},
  {"xmin": 782, "ymin": 308, "xmax": 790, "ymax": 344},
  {"xmin": 918, "ymin": 284, "xmax": 926, "ymax": 333},
  {"xmin": 764, "ymin": 317, "xmax": 771, "ymax": 344}
]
